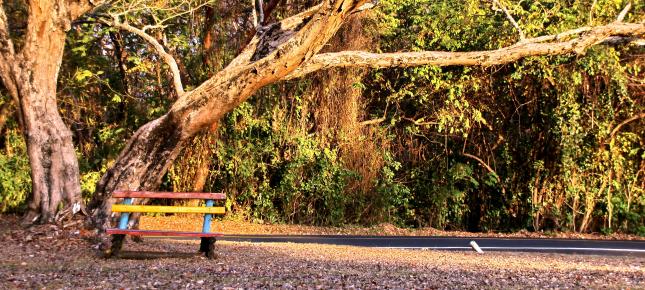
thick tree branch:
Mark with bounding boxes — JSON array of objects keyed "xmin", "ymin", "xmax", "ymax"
[
  {"xmin": 92, "ymin": 0, "xmax": 370, "ymax": 196},
  {"xmin": 0, "ymin": 1, "xmax": 19, "ymax": 104},
  {"xmin": 67, "ymin": 0, "xmax": 112, "ymax": 21},
  {"xmin": 169, "ymin": 0, "xmax": 370, "ymax": 135},
  {"xmin": 229, "ymin": 3, "xmax": 323, "ymax": 68},
  {"xmin": 286, "ymin": 22, "xmax": 645, "ymax": 79},
  {"xmin": 102, "ymin": 18, "xmax": 185, "ymax": 97}
]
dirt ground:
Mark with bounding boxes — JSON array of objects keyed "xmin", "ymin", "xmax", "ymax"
[{"xmin": 1, "ymin": 215, "xmax": 644, "ymax": 289}]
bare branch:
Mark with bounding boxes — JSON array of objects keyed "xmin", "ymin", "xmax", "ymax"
[
  {"xmin": 589, "ymin": 0, "xmax": 597, "ymax": 25},
  {"xmin": 360, "ymin": 105, "xmax": 388, "ymax": 126},
  {"xmin": 492, "ymin": 0, "xmax": 525, "ymax": 41},
  {"xmin": 287, "ymin": 22, "xmax": 644, "ymax": 79},
  {"xmin": 616, "ymin": 2, "xmax": 631, "ymax": 22},
  {"xmin": 102, "ymin": 17, "xmax": 185, "ymax": 97},
  {"xmin": 609, "ymin": 112, "xmax": 645, "ymax": 140},
  {"xmin": 255, "ymin": 0, "xmax": 264, "ymax": 28},
  {"xmin": 359, "ymin": 117, "xmax": 386, "ymax": 126},
  {"xmin": 251, "ymin": 0, "xmax": 258, "ymax": 28},
  {"xmin": 464, "ymin": 153, "xmax": 500, "ymax": 182},
  {"xmin": 402, "ymin": 116, "xmax": 437, "ymax": 126}
]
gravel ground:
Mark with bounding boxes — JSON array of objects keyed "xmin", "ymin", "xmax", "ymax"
[{"xmin": 1, "ymin": 216, "xmax": 644, "ymax": 289}]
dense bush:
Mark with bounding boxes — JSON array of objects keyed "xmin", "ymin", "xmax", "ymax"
[
  {"xmin": 0, "ymin": 128, "xmax": 31, "ymax": 213},
  {"xmin": 365, "ymin": 0, "xmax": 644, "ymax": 233}
]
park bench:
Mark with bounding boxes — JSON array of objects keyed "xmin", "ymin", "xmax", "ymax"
[{"xmin": 105, "ymin": 190, "xmax": 226, "ymax": 259}]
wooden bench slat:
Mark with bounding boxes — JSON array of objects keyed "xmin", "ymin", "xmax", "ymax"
[
  {"xmin": 112, "ymin": 191, "xmax": 226, "ymax": 200},
  {"xmin": 112, "ymin": 204, "xmax": 226, "ymax": 214},
  {"xmin": 107, "ymin": 229, "xmax": 223, "ymax": 237}
]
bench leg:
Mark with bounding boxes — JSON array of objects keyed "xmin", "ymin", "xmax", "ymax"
[
  {"xmin": 106, "ymin": 234, "xmax": 126, "ymax": 258},
  {"xmin": 199, "ymin": 237, "xmax": 208, "ymax": 253},
  {"xmin": 200, "ymin": 237, "xmax": 217, "ymax": 259}
]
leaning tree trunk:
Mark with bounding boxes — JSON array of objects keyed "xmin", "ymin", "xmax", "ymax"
[
  {"xmin": 89, "ymin": 114, "xmax": 187, "ymax": 228},
  {"xmin": 89, "ymin": 1, "xmax": 366, "ymax": 232},
  {"xmin": 0, "ymin": 1, "xmax": 87, "ymax": 224}
]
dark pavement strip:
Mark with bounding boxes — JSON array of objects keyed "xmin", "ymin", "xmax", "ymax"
[{"xmin": 149, "ymin": 235, "xmax": 645, "ymax": 256}]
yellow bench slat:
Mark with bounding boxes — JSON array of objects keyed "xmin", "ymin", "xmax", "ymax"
[{"xmin": 112, "ymin": 204, "xmax": 225, "ymax": 214}]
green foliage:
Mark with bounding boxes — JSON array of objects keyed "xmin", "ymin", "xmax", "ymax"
[
  {"xmin": 374, "ymin": 152, "xmax": 412, "ymax": 225},
  {"xmin": 366, "ymin": 0, "xmax": 644, "ymax": 233},
  {"xmin": 0, "ymin": 129, "xmax": 31, "ymax": 213},
  {"xmin": 207, "ymin": 100, "xmax": 361, "ymax": 226}
]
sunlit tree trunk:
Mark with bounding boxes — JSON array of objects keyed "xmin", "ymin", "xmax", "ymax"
[{"xmin": 0, "ymin": 0, "xmax": 105, "ymax": 223}]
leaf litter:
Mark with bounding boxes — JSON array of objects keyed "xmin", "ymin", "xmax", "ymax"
[{"xmin": 1, "ymin": 215, "xmax": 643, "ymax": 289}]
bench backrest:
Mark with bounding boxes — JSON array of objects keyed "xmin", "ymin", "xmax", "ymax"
[
  {"xmin": 111, "ymin": 191, "xmax": 226, "ymax": 232},
  {"xmin": 112, "ymin": 190, "xmax": 226, "ymax": 200}
]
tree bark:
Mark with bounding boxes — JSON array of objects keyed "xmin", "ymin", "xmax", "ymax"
[
  {"xmin": 19, "ymin": 75, "xmax": 82, "ymax": 223},
  {"xmin": 0, "ymin": 0, "xmax": 103, "ymax": 223},
  {"xmin": 90, "ymin": 114, "xmax": 187, "ymax": 226}
]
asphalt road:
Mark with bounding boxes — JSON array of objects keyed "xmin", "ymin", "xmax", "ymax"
[{"xmin": 208, "ymin": 235, "xmax": 645, "ymax": 256}]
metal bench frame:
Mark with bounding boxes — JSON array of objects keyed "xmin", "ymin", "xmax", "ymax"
[{"xmin": 105, "ymin": 191, "xmax": 226, "ymax": 259}]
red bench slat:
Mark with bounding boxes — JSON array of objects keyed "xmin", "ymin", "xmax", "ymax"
[
  {"xmin": 112, "ymin": 191, "xmax": 226, "ymax": 200},
  {"xmin": 107, "ymin": 229, "xmax": 224, "ymax": 237}
]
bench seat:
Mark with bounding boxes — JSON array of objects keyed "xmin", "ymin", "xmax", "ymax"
[
  {"xmin": 107, "ymin": 229, "xmax": 224, "ymax": 237},
  {"xmin": 111, "ymin": 204, "xmax": 226, "ymax": 214}
]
